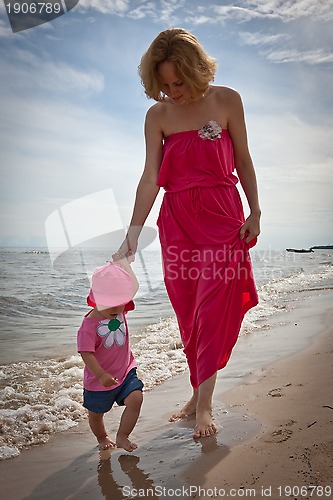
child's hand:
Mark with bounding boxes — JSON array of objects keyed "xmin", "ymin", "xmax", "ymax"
[{"xmin": 99, "ymin": 373, "xmax": 118, "ymax": 387}]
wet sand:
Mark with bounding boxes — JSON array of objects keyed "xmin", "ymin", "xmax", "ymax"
[{"xmin": 1, "ymin": 290, "xmax": 332, "ymax": 500}]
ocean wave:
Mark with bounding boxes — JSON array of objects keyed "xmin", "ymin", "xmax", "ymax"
[{"xmin": 0, "ymin": 356, "xmax": 85, "ymax": 459}]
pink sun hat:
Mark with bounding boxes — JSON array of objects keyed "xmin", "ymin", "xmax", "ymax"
[{"xmin": 87, "ymin": 258, "xmax": 139, "ymax": 310}]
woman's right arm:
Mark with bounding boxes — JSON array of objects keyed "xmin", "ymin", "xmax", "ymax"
[{"xmin": 116, "ymin": 105, "xmax": 163, "ymax": 256}]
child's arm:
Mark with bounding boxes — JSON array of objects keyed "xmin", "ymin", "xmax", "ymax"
[{"xmin": 80, "ymin": 352, "xmax": 118, "ymax": 387}]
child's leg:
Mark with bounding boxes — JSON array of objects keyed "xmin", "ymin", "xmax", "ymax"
[
  {"xmin": 88, "ymin": 410, "xmax": 116, "ymax": 450},
  {"xmin": 116, "ymin": 390, "xmax": 143, "ymax": 452}
]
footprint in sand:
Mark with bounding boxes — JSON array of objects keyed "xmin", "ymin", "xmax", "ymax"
[
  {"xmin": 265, "ymin": 428, "xmax": 293, "ymax": 443},
  {"xmin": 267, "ymin": 383, "xmax": 294, "ymax": 398},
  {"xmin": 267, "ymin": 388, "xmax": 283, "ymax": 397}
]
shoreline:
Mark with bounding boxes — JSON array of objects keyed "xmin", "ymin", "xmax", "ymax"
[{"xmin": 1, "ymin": 290, "xmax": 332, "ymax": 499}]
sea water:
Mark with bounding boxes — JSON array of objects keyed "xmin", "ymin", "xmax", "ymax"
[{"xmin": 0, "ymin": 247, "xmax": 332, "ymax": 459}]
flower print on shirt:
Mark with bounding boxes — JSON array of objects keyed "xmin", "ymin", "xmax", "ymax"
[{"xmin": 97, "ymin": 315, "xmax": 126, "ymax": 348}]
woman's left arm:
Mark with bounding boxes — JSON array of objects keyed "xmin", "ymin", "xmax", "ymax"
[{"xmin": 227, "ymin": 89, "xmax": 261, "ymax": 244}]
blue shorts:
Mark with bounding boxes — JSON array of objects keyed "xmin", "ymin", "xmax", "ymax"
[{"xmin": 83, "ymin": 368, "xmax": 143, "ymax": 414}]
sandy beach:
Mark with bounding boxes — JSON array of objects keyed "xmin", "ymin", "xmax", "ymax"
[{"xmin": 1, "ymin": 290, "xmax": 332, "ymax": 500}]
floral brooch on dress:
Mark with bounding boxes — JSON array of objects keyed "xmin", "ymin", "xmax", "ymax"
[{"xmin": 198, "ymin": 120, "xmax": 222, "ymax": 141}]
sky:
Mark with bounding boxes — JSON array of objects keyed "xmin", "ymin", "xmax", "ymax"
[{"xmin": 0, "ymin": 0, "xmax": 332, "ymax": 251}]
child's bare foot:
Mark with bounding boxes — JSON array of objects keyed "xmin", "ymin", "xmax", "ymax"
[
  {"xmin": 116, "ymin": 434, "xmax": 138, "ymax": 452},
  {"xmin": 169, "ymin": 393, "xmax": 198, "ymax": 421},
  {"xmin": 193, "ymin": 409, "xmax": 217, "ymax": 439},
  {"xmin": 98, "ymin": 435, "xmax": 116, "ymax": 450}
]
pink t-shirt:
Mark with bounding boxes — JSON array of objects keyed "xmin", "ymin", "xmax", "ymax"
[{"xmin": 77, "ymin": 310, "xmax": 136, "ymax": 392}]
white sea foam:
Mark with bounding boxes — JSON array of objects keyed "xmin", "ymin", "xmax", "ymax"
[
  {"xmin": 133, "ymin": 317, "xmax": 187, "ymax": 388},
  {"xmin": 0, "ymin": 356, "xmax": 86, "ymax": 458},
  {"xmin": 0, "ymin": 445, "xmax": 20, "ymax": 460}
]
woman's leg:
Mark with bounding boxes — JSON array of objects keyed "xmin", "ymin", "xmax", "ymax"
[
  {"xmin": 169, "ymin": 389, "xmax": 198, "ymax": 421},
  {"xmin": 194, "ymin": 372, "xmax": 217, "ymax": 438},
  {"xmin": 116, "ymin": 390, "xmax": 143, "ymax": 452},
  {"xmin": 88, "ymin": 411, "xmax": 116, "ymax": 449},
  {"xmin": 169, "ymin": 372, "xmax": 217, "ymax": 438}
]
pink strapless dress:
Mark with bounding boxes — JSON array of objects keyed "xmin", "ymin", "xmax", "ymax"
[{"xmin": 157, "ymin": 123, "xmax": 258, "ymax": 389}]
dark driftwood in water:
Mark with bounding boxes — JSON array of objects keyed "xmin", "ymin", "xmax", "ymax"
[
  {"xmin": 286, "ymin": 248, "xmax": 314, "ymax": 253},
  {"xmin": 286, "ymin": 245, "xmax": 333, "ymax": 253}
]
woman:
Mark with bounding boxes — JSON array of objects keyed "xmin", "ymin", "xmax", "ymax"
[{"xmin": 115, "ymin": 28, "xmax": 261, "ymax": 438}]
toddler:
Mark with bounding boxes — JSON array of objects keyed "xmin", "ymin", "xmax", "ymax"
[{"xmin": 77, "ymin": 259, "xmax": 143, "ymax": 452}]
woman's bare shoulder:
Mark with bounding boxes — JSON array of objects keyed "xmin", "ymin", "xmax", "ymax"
[
  {"xmin": 212, "ymin": 85, "xmax": 242, "ymax": 102},
  {"xmin": 145, "ymin": 102, "xmax": 161, "ymax": 126},
  {"xmin": 212, "ymin": 86, "xmax": 244, "ymax": 122},
  {"xmin": 145, "ymin": 101, "xmax": 175, "ymax": 138},
  {"xmin": 145, "ymin": 101, "xmax": 169, "ymax": 124},
  {"xmin": 144, "ymin": 103, "xmax": 166, "ymax": 140}
]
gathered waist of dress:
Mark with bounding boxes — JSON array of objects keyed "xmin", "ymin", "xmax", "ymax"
[
  {"xmin": 162, "ymin": 175, "xmax": 240, "ymax": 215},
  {"xmin": 160, "ymin": 173, "xmax": 239, "ymax": 193}
]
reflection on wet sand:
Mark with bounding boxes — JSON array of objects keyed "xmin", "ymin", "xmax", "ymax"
[
  {"xmin": 95, "ymin": 406, "xmax": 258, "ymax": 499},
  {"xmin": 98, "ymin": 452, "xmax": 157, "ymax": 500}
]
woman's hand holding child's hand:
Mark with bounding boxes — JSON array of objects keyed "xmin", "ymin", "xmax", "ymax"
[
  {"xmin": 99, "ymin": 373, "xmax": 118, "ymax": 387},
  {"xmin": 112, "ymin": 231, "xmax": 139, "ymax": 262}
]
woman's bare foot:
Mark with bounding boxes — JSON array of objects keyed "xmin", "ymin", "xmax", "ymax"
[
  {"xmin": 169, "ymin": 392, "xmax": 198, "ymax": 422},
  {"xmin": 98, "ymin": 435, "xmax": 116, "ymax": 450},
  {"xmin": 193, "ymin": 409, "xmax": 217, "ymax": 439},
  {"xmin": 116, "ymin": 434, "xmax": 138, "ymax": 452}
]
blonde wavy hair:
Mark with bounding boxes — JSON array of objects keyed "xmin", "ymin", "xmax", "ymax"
[{"xmin": 139, "ymin": 28, "xmax": 217, "ymax": 102}]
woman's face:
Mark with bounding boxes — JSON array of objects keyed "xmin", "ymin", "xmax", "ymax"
[{"xmin": 157, "ymin": 60, "xmax": 190, "ymax": 105}]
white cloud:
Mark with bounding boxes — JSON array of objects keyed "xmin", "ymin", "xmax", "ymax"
[
  {"xmin": 249, "ymin": 112, "xmax": 333, "ymax": 167},
  {"xmin": 239, "ymin": 31, "xmax": 291, "ymax": 46},
  {"xmin": 128, "ymin": 2, "xmax": 157, "ymax": 20},
  {"xmin": 0, "ymin": 93, "xmax": 147, "ymax": 246},
  {"xmin": 265, "ymin": 48, "xmax": 333, "ymax": 65},
  {"xmin": 243, "ymin": 0, "xmax": 333, "ymax": 22},
  {"xmin": 78, "ymin": 0, "xmax": 130, "ymax": 15},
  {"xmin": 237, "ymin": 30, "xmax": 333, "ymax": 65},
  {"xmin": 212, "ymin": 5, "xmax": 262, "ymax": 23},
  {"xmin": 159, "ymin": 0, "xmax": 186, "ymax": 24},
  {"xmin": 78, "ymin": 0, "xmax": 186, "ymax": 24},
  {"xmin": 188, "ymin": 15, "xmax": 214, "ymax": 26},
  {"xmin": 0, "ymin": 24, "xmax": 11, "ymax": 38},
  {"xmin": 0, "ymin": 48, "xmax": 104, "ymax": 95},
  {"xmin": 0, "ymin": 1, "xmax": 332, "ymax": 249},
  {"xmin": 195, "ymin": 0, "xmax": 333, "ymax": 24},
  {"xmin": 246, "ymin": 113, "xmax": 333, "ymax": 248}
]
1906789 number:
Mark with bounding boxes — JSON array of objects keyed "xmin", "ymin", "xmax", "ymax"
[
  {"xmin": 278, "ymin": 485, "xmax": 332, "ymax": 497},
  {"xmin": 6, "ymin": 3, "xmax": 62, "ymax": 14}
]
